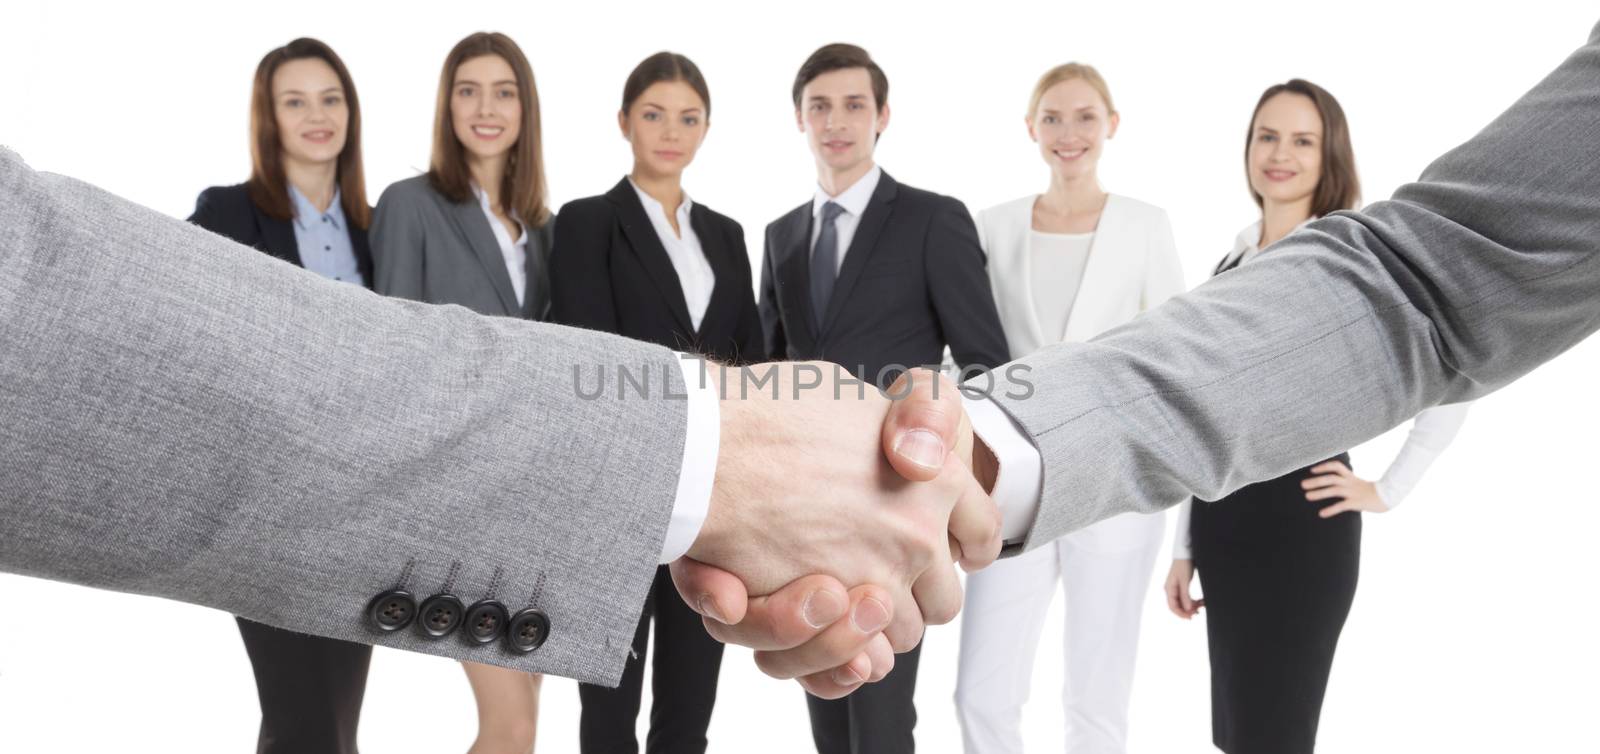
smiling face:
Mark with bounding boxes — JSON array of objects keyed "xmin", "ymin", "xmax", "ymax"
[
  {"xmin": 450, "ymin": 54, "xmax": 522, "ymax": 163},
  {"xmin": 621, "ymin": 79, "xmax": 708, "ymax": 180},
  {"xmin": 1027, "ymin": 76, "xmax": 1118, "ymax": 182},
  {"xmin": 797, "ymin": 67, "xmax": 888, "ymax": 177},
  {"xmin": 272, "ymin": 57, "xmax": 348, "ymax": 168},
  {"xmin": 1247, "ymin": 91, "xmax": 1324, "ymax": 207}
]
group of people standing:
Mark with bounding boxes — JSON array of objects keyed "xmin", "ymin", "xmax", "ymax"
[{"xmin": 190, "ymin": 31, "xmax": 1469, "ymax": 754}]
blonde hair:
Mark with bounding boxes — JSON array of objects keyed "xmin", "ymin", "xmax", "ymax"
[{"xmin": 1028, "ymin": 62, "xmax": 1115, "ymax": 120}]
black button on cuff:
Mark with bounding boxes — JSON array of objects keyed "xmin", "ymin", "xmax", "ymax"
[
  {"xmin": 507, "ymin": 608, "xmax": 550, "ymax": 653},
  {"xmin": 367, "ymin": 589, "xmax": 416, "ymax": 632},
  {"xmin": 418, "ymin": 593, "xmax": 465, "ymax": 638},
  {"xmin": 462, "ymin": 600, "xmax": 509, "ymax": 645}
]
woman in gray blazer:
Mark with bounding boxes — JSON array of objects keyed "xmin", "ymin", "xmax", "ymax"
[
  {"xmin": 369, "ymin": 31, "xmax": 553, "ymax": 754},
  {"xmin": 372, "ymin": 31, "xmax": 553, "ymax": 323}
]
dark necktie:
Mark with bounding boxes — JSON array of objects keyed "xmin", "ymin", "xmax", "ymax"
[{"xmin": 810, "ymin": 201, "xmax": 846, "ymax": 332}]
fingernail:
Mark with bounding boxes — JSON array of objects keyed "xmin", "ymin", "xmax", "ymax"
[
  {"xmin": 802, "ymin": 590, "xmax": 846, "ymax": 629},
  {"xmin": 852, "ymin": 597, "xmax": 890, "ymax": 633},
  {"xmin": 893, "ymin": 429, "xmax": 946, "ymax": 470},
  {"xmin": 698, "ymin": 595, "xmax": 728, "ymax": 624},
  {"xmin": 831, "ymin": 666, "xmax": 865, "ymax": 686}
]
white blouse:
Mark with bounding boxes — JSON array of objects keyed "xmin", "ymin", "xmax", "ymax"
[
  {"xmin": 473, "ymin": 185, "xmax": 528, "ymax": 308},
  {"xmin": 1027, "ymin": 230, "xmax": 1094, "ymax": 344},
  {"xmin": 630, "ymin": 178, "xmax": 715, "ymax": 331},
  {"xmin": 1172, "ymin": 221, "xmax": 1474, "ymax": 559}
]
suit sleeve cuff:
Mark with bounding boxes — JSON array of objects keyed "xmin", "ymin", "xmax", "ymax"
[
  {"xmin": 963, "ymin": 393, "xmax": 1043, "ymax": 545},
  {"xmin": 659, "ymin": 355, "xmax": 719, "ymax": 563}
]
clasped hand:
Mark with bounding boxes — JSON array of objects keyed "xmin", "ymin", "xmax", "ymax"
[{"xmin": 670, "ymin": 362, "xmax": 1002, "ymax": 698}]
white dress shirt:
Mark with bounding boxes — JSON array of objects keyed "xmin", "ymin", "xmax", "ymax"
[
  {"xmin": 810, "ymin": 164, "xmax": 883, "ymax": 269},
  {"xmin": 473, "ymin": 184, "xmax": 528, "ymax": 308},
  {"xmin": 659, "ymin": 357, "xmax": 719, "ymax": 563},
  {"xmin": 1168, "ymin": 221, "xmax": 1474, "ymax": 559},
  {"xmin": 629, "ymin": 178, "xmax": 716, "ymax": 331}
]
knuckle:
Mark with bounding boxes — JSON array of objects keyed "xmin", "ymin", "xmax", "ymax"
[
  {"xmin": 753, "ymin": 651, "xmax": 796, "ymax": 680},
  {"xmin": 925, "ymin": 601, "xmax": 960, "ymax": 626},
  {"xmin": 702, "ymin": 619, "xmax": 735, "ymax": 645},
  {"xmin": 796, "ymin": 675, "xmax": 827, "ymax": 698},
  {"xmin": 801, "ymin": 676, "xmax": 844, "ymax": 700},
  {"xmin": 887, "ymin": 624, "xmax": 923, "ymax": 653}
]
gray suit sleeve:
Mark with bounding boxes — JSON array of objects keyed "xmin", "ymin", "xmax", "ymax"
[
  {"xmin": 0, "ymin": 149, "xmax": 683, "ymax": 687},
  {"xmin": 990, "ymin": 22, "xmax": 1600, "ymax": 547}
]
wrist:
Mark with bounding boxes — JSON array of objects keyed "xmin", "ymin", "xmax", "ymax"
[{"xmin": 692, "ymin": 362, "xmax": 755, "ymax": 562}]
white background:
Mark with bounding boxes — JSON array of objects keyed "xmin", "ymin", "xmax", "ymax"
[{"xmin": 4, "ymin": 1, "xmax": 1599, "ymax": 752}]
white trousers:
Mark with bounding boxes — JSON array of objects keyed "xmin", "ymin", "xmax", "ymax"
[{"xmin": 954, "ymin": 510, "xmax": 1164, "ymax": 754}]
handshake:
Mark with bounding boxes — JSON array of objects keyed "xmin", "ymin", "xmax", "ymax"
[{"xmin": 669, "ymin": 362, "xmax": 1004, "ymax": 699}]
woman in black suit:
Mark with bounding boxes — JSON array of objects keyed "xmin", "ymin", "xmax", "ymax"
[
  {"xmin": 1162, "ymin": 80, "xmax": 1470, "ymax": 754},
  {"xmin": 186, "ymin": 38, "xmax": 374, "ymax": 754},
  {"xmin": 549, "ymin": 51, "xmax": 762, "ymax": 754}
]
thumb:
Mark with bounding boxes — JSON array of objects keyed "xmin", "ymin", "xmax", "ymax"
[
  {"xmin": 669, "ymin": 557, "xmax": 750, "ymax": 625},
  {"xmin": 882, "ymin": 368, "xmax": 965, "ymax": 482}
]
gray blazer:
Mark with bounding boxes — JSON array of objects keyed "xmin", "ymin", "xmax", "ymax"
[
  {"xmin": 0, "ymin": 149, "xmax": 676, "ymax": 687},
  {"xmin": 5, "ymin": 19, "xmax": 1600, "ymax": 686},
  {"xmin": 370, "ymin": 174, "xmax": 553, "ymax": 320}
]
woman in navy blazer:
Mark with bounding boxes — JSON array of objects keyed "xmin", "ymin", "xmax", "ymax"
[
  {"xmin": 548, "ymin": 51, "xmax": 762, "ymax": 754},
  {"xmin": 187, "ymin": 38, "xmax": 374, "ymax": 754}
]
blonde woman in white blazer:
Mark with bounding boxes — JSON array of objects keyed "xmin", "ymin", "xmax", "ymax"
[{"xmin": 954, "ymin": 63, "xmax": 1184, "ymax": 754}]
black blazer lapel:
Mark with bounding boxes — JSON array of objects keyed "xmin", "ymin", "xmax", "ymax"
[
  {"xmin": 775, "ymin": 206, "xmax": 818, "ymax": 348},
  {"xmin": 253, "ymin": 204, "xmax": 303, "ymax": 268},
  {"xmin": 446, "ymin": 198, "xmax": 520, "ymax": 315},
  {"xmin": 606, "ymin": 179, "xmax": 695, "ymax": 335},
  {"xmin": 522, "ymin": 222, "xmax": 553, "ymax": 321},
  {"xmin": 690, "ymin": 206, "xmax": 734, "ymax": 340},
  {"xmin": 819, "ymin": 171, "xmax": 898, "ymax": 338}
]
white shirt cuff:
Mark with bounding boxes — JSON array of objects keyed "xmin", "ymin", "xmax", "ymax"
[
  {"xmin": 1172, "ymin": 500, "xmax": 1194, "ymax": 560},
  {"xmin": 963, "ymin": 393, "xmax": 1044, "ymax": 545},
  {"xmin": 659, "ymin": 355, "xmax": 719, "ymax": 564}
]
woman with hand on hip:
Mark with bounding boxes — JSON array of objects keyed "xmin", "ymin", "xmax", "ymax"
[
  {"xmin": 548, "ymin": 51, "xmax": 763, "ymax": 754},
  {"xmin": 187, "ymin": 37, "xmax": 375, "ymax": 754},
  {"xmin": 955, "ymin": 62, "xmax": 1185, "ymax": 754},
  {"xmin": 369, "ymin": 31, "xmax": 553, "ymax": 754},
  {"xmin": 1162, "ymin": 79, "xmax": 1471, "ymax": 754}
]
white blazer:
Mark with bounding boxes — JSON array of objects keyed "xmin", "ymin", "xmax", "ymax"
[{"xmin": 976, "ymin": 193, "xmax": 1185, "ymax": 358}]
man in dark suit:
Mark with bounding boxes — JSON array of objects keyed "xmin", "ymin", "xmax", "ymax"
[{"xmin": 760, "ymin": 43, "xmax": 1010, "ymax": 754}]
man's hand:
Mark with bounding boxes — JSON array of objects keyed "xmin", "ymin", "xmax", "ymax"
[
  {"xmin": 669, "ymin": 559, "xmax": 898, "ymax": 699},
  {"xmin": 672, "ymin": 366, "xmax": 1002, "ymax": 697},
  {"xmin": 687, "ymin": 362, "xmax": 988, "ymax": 650}
]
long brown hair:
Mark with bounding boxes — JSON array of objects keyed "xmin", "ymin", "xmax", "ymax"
[
  {"xmin": 1245, "ymin": 79, "xmax": 1360, "ymax": 218},
  {"xmin": 245, "ymin": 38, "xmax": 370, "ymax": 229},
  {"xmin": 428, "ymin": 32, "xmax": 550, "ymax": 227}
]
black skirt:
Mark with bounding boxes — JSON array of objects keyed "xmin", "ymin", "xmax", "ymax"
[{"xmin": 1191, "ymin": 453, "xmax": 1360, "ymax": 754}]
